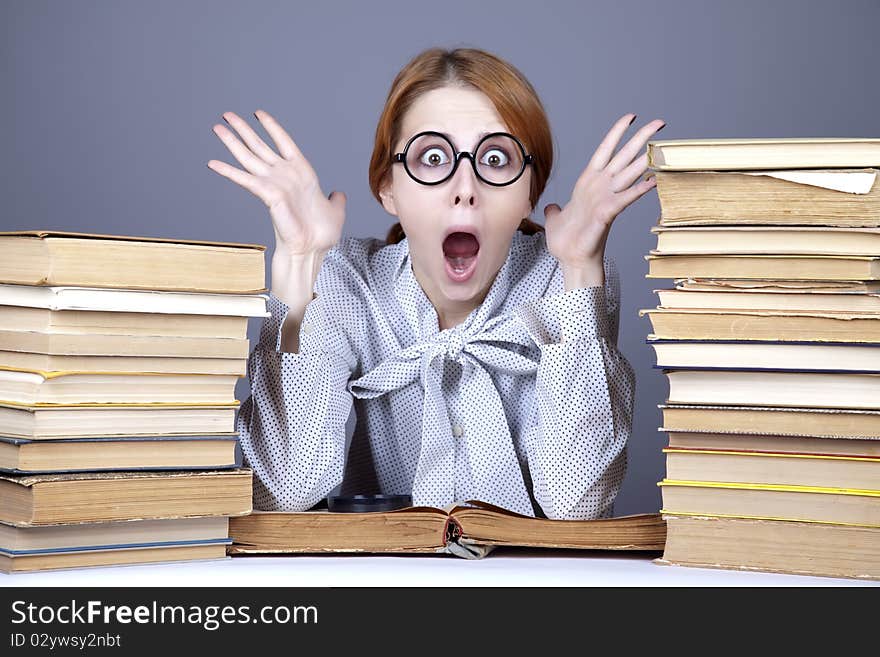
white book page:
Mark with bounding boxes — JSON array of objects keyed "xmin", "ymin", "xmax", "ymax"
[{"xmin": 741, "ymin": 170, "xmax": 876, "ymax": 193}]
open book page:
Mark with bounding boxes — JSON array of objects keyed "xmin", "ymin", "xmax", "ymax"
[{"xmin": 448, "ymin": 500, "xmax": 667, "ymax": 550}]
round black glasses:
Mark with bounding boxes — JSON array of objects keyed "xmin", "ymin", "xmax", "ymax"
[{"xmin": 392, "ymin": 131, "xmax": 533, "ymax": 187}]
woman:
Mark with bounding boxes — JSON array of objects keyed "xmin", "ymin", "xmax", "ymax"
[{"xmin": 208, "ymin": 47, "xmax": 664, "ymax": 520}]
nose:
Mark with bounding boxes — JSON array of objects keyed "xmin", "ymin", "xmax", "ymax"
[{"xmin": 451, "ymin": 153, "xmax": 479, "ymax": 207}]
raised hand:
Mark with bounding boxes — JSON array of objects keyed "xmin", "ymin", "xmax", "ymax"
[
  {"xmin": 207, "ymin": 110, "xmax": 346, "ymax": 259},
  {"xmin": 543, "ymin": 113, "xmax": 665, "ymax": 287}
]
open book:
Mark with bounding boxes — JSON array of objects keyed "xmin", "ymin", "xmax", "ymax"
[{"xmin": 227, "ymin": 500, "xmax": 667, "ymax": 560}]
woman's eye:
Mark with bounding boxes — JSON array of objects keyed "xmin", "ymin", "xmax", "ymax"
[
  {"xmin": 420, "ymin": 147, "xmax": 450, "ymax": 167},
  {"xmin": 481, "ymin": 148, "xmax": 510, "ymax": 168}
]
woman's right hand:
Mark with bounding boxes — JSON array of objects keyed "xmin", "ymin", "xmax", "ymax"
[{"xmin": 208, "ymin": 110, "xmax": 346, "ymax": 259}]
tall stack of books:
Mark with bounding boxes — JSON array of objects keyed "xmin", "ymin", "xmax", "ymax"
[
  {"xmin": 639, "ymin": 138, "xmax": 880, "ymax": 581},
  {"xmin": 0, "ymin": 231, "xmax": 265, "ymax": 572}
]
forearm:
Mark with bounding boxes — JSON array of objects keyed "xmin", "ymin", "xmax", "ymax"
[
  {"xmin": 237, "ymin": 345, "xmax": 352, "ymax": 511},
  {"xmin": 561, "ymin": 257, "xmax": 605, "ymax": 292},
  {"xmin": 527, "ymin": 339, "xmax": 635, "ymax": 519},
  {"xmin": 271, "ymin": 249, "xmax": 327, "ymax": 353}
]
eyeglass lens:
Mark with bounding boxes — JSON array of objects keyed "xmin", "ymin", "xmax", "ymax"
[{"xmin": 405, "ymin": 134, "xmax": 525, "ymax": 185}]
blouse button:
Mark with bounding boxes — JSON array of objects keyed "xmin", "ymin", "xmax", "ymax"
[{"xmin": 452, "ymin": 424, "xmax": 464, "ymax": 438}]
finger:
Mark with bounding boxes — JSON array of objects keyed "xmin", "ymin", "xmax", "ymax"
[
  {"xmin": 255, "ymin": 109, "xmax": 307, "ymax": 162},
  {"xmin": 614, "ymin": 175, "xmax": 658, "ymax": 211},
  {"xmin": 607, "ymin": 120, "xmax": 665, "ymax": 174},
  {"xmin": 206, "ymin": 159, "xmax": 270, "ymax": 202},
  {"xmin": 586, "ymin": 113, "xmax": 636, "ymax": 172},
  {"xmin": 543, "ymin": 203, "xmax": 563, "ymax": 222},
  {"xmin": 222, "ymin": 111, "xmax": 281, "ymax": 163},
  {"xmin": 212, "ymin": 124, "xmax": 270, "ymax": 176},
  {"xmin": 611, "ymin": 152, "xmax": 648, "ymax": 192},
  {"xmin": 328, "ymin": 190, "xmax": 347, "ymax": 213}
]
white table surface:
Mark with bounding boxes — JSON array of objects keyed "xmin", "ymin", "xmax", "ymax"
[{"xmin": 2, "ymin": 549, "xmax": 877, "ymax": 587}]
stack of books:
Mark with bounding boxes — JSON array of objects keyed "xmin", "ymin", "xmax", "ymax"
[
  {"xmin": 639, "ymin": 138, "xmax": 880, "ymax": 581},
  {"xmin": 0, "ymin": 231, "xmax": 265, "ymax": 572}
]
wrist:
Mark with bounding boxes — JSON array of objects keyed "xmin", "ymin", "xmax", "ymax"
[
  {"xmin": 560, "ymin": 258, "xmax": 605, "ymax": 291},
  {"xmin": 271, "ymin": 249, "xmax": 327, "ymax": 309}
]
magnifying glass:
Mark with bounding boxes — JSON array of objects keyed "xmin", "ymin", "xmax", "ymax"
[{"xmin": 327, "ymin": 494, "xmax": 413, "ymax": 513}]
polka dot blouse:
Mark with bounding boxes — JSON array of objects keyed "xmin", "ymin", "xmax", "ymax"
[{"xmin": 236, "ymin": 230, "xmax": 635, "ymax": 520}]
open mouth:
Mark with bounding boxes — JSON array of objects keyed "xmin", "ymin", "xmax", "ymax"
[{"xmin": 442, "ymin": 231, "xmax": 480, "ymax": 283}]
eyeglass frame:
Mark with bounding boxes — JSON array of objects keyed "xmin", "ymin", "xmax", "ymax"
[{"xmin": 392, "ymin": 130, "xmax": 534, "ymax": 187}]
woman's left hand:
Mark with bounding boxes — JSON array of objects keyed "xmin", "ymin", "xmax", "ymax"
[{"xmin": 544, "ymin": 113, "xmax": 665, "ymax": 288}]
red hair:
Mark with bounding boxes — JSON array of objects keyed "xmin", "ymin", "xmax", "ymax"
[{"xmin": 368, "ymin": 48, "xmax": 554, "ymax": 245}]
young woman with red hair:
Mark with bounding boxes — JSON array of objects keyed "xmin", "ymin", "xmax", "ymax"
[{"xmin": 208, "ymin": 47, "xmax": 663, "ymax": 519}]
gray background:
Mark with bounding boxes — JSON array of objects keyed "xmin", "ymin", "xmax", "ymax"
[{"xmin": 3, "ymin": 0, "xmax": 878, "ymax": 515}]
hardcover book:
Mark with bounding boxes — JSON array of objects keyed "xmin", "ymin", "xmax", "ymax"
[
  {"xmin": 0, "ymin": 329, "xmax": 250, "ymax": 359},
  {"xmin": 658, "ymin": 514, "xmax": 880, "ymax": 580},
  {"xmin": 0, "ymin": 468, "xmax": 253, "ymax": 526},
  {"xmin": 663, "ymin": 429, "xmax": 880, "ymax": 457},
  {"xmin": 641, "ymin": 307, "xmax": 880, "ymax": 342},
  {"xmin": 646, "ymin": 253, "xmax": 880, "ymax": 280},
  {"xmin": 0, "ymin": 283, "xmax": 269, "ymax": 317},
  {"xmin": 655, "ymin": 287, "xmax": 880, "ymax": 313},
  {"xmin": 651, "ymin": 168, "xmax": 880, "ymax": 227},
  {"xmin": 658, "ymin": 479, "xmax": 880, "ymax": 527},
  {"xmin": 0, "ymin": 433, "xmax": 240, "ymax": 473},
  {"xmin": 647, "ymin": 338, "xmax": 880, "ymax": 372},
  {"xmin": 658, "ymin": 403, "xmax": 880, "ymax": 438},
  {"xmin": 0, "ymin": 516, "xmax": 231, "ymax": 573},
  {"xmin": 663, "ymin": 368, "xmax": 880, "ymax": 410},
  {"xmin": 0, "ymin": 231, "xmax": 266, "ymax": 293},
  {"xmin": 662, "ymin": 447, "xmax": 880, "ymax": 490},
  {"xmin": 646, "ymin": 137, "xmax": 880, "ymax": 171},
  {"xmin": 650, "ymin": 225, "xmax": 880, "ymax": 256},
  {"xmin": 0, "ymin": 542, "xmax": 230, "ymax": 573},
  {"xmin": 0, "ymin": 351, "xmax": 247, "ymax": 376},
  {"xmin": 0, "ymin": 369, "xmax": 241, "ymax": 405},
  {"xmin": 0, "ymin": 403, "xmax": 238, "ymax": 439}
]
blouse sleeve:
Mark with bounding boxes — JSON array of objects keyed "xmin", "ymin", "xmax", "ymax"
[
  {"xmin": 514, "ymin": 257, "xmax": 636, "ymax": 520},
  {"xmin": 236, "ymin": 290, "xmax": 358, "ymax": 511}
]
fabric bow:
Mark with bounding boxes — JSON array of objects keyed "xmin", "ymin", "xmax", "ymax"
[{"xmin": 348, "ymin": 313, "xmax": 539, "ymax": 515}]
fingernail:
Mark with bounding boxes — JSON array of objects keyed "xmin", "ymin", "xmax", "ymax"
[
  {"xmin": 657, "ymin": 123, "xmax": 666, "ymax": 131},
  {"xmin": 629, "ymin": 114, "xmax": 637, "ymax": 125},
  {"xmin": 254, "ymin": 111, "xmax": 262, "ymax": 120}
]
